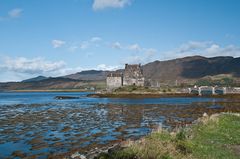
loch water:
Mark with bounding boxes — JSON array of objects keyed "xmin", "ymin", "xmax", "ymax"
[{"xmin": 0, "ymin": 92, "xmax": 240, "ymax": 158}]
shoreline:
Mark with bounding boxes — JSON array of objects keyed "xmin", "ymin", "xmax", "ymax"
[
  {"xmin": 87, "ymin": 92, "xmax": 240, "ymax": 99},
  {"xmin": 2, "ymin": 90, "xmax": 240, "ymax": 100},
  {"xmin": 1, "ymin": 89, "xmax": 93, "ymax": 92}
]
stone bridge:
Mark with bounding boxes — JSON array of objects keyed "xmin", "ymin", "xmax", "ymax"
[{"xmin": 188, "ymin": 86, "xmax": 227, "ymax": 96}]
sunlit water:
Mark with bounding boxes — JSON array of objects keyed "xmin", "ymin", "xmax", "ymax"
[{"xmin": 0, "ymin": 92, "xmax": 239, "ymax": 158}]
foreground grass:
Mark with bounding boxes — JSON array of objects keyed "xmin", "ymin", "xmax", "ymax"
[{"xmin": 96, "ymin": 113, "xmax": 240, "ymax": 159}]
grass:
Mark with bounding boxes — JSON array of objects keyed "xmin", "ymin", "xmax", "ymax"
[
  {"xmin": 114, "ymin": 86, "xmax": 159, "ymax": 93},
  {"xmin": 96, "ymin": 113, "xmax": 240, "ymax": 159},
  {"xmin": 189, "ymin": 113, "xmax": 240, "ymax": 159}
]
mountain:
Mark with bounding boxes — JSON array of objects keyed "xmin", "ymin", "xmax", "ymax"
[
  {"xmin": 0, "ymin": 56, "xmax": 240, "ymax": 91},
  {"xmin": 0, "ymin": 77, "xmax": 85, "ymax": 90},
  {"xmin": 142, "ymin": 56, "xmax": 240, "ymax": 82},
  {"xmin": 63, "ymin": 70, "xmax": 110, "ymax": 81},
  {"xmin": 22, "ymin": 76, "xmax": 48, "ymax": 82}
]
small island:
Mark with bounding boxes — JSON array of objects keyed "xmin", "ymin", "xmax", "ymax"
[{"xmin": 88, "ymin": 63, "xmax": 240, "ymax": 99}]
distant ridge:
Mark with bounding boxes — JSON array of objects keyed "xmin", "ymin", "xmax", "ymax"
[
  {"xmin": 63, "ymin": 70, "xmax": 110, "ymax": 81},
  {"xmin": 22, "ymin": 76, "xmax": 48, "ymax": 82}
]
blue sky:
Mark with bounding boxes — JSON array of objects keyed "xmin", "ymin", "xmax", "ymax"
[{"xmin": 0, "ymin": 0, "xmax": 240, "ymax": 82}]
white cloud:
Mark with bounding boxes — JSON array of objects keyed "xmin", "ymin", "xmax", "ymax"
[
  {"xmin": 206, "ymin": 44, "xmax": 220, "ymax": 54},
  {"xmin": 91, "ymin": 37, "xmax": 102, "ymax": 42},
  {"xmin": 80, "ymin": 41, "xmax": 89, "ymax": 49},
  {"xmin": 0, "ymin": 55, "xmax": 123, "ymax": 82},
  {"xmin": 52, "ymin": 40, "xmax": 66, "ymax": 48},
  {"xmin": 68, "ymin": 45, "xmax": 78, "ymax": 52},
  {"xmin": 66, "ymin": 37, "xmax": 102, "ymax": 52},
  {"xmin": 111, "ymin": 41, "xmax": 158, "ymax": 64},
  {"xmin": 123, "ymin": 55, "xmax": 142, "ymax": 64},
  {"xmin": 79, "ymin": 37, "xmax": 102, "ymax": 49},
  {"xmin": 128, "ymin": 43, "xmax": 141, "ymax": 52},
  {"xmin": 96, "ymin": 64, "xmax": 121, "ymax": 71},
  {"xmin": 93, "ymin": 0, "xmax": 132, "ymax": 10},
  {"xmin": 8, "ymin": 8, "xmax": 23, "ymax": 18},
  {"xmin": 0, "ymin": 56, "xmax": 66, "ymax": 75},
  {"xmin": 111, "ymin": 42, "xmax": 122, "ymax": 49},
  {"xmin": 206, "ymin": 44, "xmax": 240, "ymax": 57},
  {"xmin": 0, "ymin": 8, "xmax": 23, "ymax": 21},
  {"xmin": 178, "ymin": 41, "xmax": 210, "ymax": 53},
  {"xmin": 123, "ymin": 48, "xmax": 157, "ymax": 64},
  {"xmin": 162, "ymin": 41, "xmax": 240, "ymax": 60}
]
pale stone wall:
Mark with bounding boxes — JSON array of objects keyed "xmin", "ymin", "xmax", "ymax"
[
  {"xmin": 106, "ymin": 76, "xmax": 123, "ymax": 89},
  {"xmin": 123, "ymin": 77, "xmax": 145, "ymax": 86}
]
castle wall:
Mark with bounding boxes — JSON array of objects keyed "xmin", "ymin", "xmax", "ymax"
[
  {"xmin": 123, "ymin": 64, "xmax": 145, "ymax": 87},
  {"xmin": 106, "ymin": 64, "xmax": 145, "ymax": 89},
  {"xmin": 106, "ymin": 76, "xmax": 123, "ymax": 89},
  {"xmin": 123, "ymin": 77, "xmax": 145, "ymax": 86}
]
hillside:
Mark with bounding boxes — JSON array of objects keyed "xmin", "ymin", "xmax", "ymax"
[
  {"xmin": 0, "ymin": 77, "xmax": 105, "ymax": 91},
  {"xmin": 63, "ymin": 70, "xmax": 110, "ymax": 81},
  {"xmin": 143, "ymin": 56, "xmax": 240, "ymax": 82},
  {"xmin": 22, "ymin": 76, "xmax": 48, "ymax": 82}
]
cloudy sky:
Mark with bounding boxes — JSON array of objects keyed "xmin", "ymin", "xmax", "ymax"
[{"xmin": 0, "ymin": 0, "xmax": 240, "ymax": 82}]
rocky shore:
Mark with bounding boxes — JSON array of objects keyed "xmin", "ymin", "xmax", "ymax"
[
  {"xmin": 90, "ymin": 113, "xmax": 240, "ymax": 159},
  {"xmin": 56, "ymin": 112, "xmax": 240, "ymax": 159}
]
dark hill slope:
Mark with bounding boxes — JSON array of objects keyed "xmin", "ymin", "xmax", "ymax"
[
  {"xmin": 143, "ymin": 56, "xmax": 240, "ymax": 81},
  {"xmin": 63, "ymin": 70, "xmax": 110, "ymax": 81},
  {"xmin": 22, "ymin": 76, "xmax": 48, "ymax": 82},
  {"xmin": 0, "ymin": 78, "xmax": 84, "ymax": 90}
]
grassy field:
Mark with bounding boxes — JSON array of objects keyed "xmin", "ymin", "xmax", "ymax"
[{"xmin": 96, "ymin": 113, "xmax": 240, "ymax": 159}]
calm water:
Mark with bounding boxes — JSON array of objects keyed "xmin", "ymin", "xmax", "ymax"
[
  {"xmin": 0, "ymin": 92, "xmax": 239, "ymax": 158},
  {"xmin": 0, "ymin": 92, "xmax": 219, "ymax": 105}
]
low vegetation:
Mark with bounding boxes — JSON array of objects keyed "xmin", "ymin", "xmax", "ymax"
[
  {"xmin": 113, "ymin": 86, "xmax": 175, "ymax": 94},
  {"xmin": 96, "ymin": 113, "xmax": 240, "ymax": 159},
  {"xmin": 195, "ymin": 76, "xmax": 239, "ymax": 87},
  {"xmin": 114, "ymin": 86, "xmax": 158, "ymax": 93}
]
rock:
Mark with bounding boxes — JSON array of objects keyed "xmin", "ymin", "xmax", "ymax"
[
  {"xmin": 79, "ymin": 154, "xmax": 87, "ymax": 159},
  {"xmin": 11, "ymin": 150, "xmax": 26, "ymax": 158},
  {"xmin": 108, "ymin": 144, "xmax": 121, "ymax": 154},
  {"xmin": 203, "ymin": 112, "xmax": 208, "ymax": 117},
  {"xmin": 71, "ymin": 152, "xmax": 86, "ymax": 159},
  {"xmin": 55, "ymin": 96, "xmax": 80, "ymax": 100}
]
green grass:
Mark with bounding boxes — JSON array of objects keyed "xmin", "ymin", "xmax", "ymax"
[
  {"xmin": 114, "ymin": 85, "xmax": 157, "ymax": 93},
  {"xmin": 189, "ymin": 114, "xmax": 240, "ymax": 159},
  {"xmin": 95, "ymin": 113, "xmax": 240, "ymax": 159}
]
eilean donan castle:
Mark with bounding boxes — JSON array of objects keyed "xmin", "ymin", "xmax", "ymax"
[{"xmin": 106, "ymin": 64, "xmax": 145, "ymax": 89}]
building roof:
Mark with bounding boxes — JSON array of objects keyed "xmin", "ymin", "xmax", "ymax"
[{"xmin": 107, "ymin": 72, "xmax": 123, "ymax": 77}]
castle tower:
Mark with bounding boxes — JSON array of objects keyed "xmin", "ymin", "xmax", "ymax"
[{"xmin": 123, "ymin": 64, "xmax": 145, "ymax": 86}]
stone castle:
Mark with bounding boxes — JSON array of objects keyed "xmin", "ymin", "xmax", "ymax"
[{"xmin": 106, "ymin": 64, "xmax": 145, "ymax": 89}]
